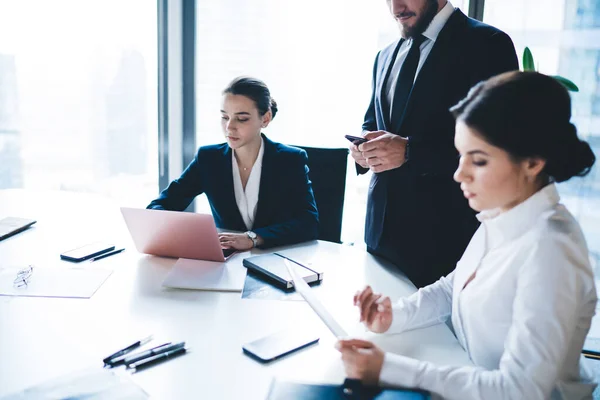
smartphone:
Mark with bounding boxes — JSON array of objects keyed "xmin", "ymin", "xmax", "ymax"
[
  {"xmin": 344, "ymin": 135, "xmax": 369, "ymax": 145},
  {"xmin": 60, "ymin": 242, "xmax": 115, "ymax": 262},
  {"xmin": 242, "ymin": 329, "xmax": 319, "ymax": 363}
]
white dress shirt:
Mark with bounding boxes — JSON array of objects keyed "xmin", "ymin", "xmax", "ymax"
[
  {"xmin": 386, "ymin": 0, "xmax": 455, "ymax": 118},
  {"xmin": 379, "ymin": 184, "xmax": 597, "ymax": 399},
  {"xmin": 232, "ymin": 137, "xmax": 264, "ymax": 230}
]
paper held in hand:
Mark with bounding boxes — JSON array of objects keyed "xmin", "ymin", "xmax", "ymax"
[{"xmin": 284, "ymin": 259, "xmax": 348, "ymax": 338}]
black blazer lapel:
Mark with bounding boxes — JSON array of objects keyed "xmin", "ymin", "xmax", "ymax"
[
  {"xmin": 252, "ymin": 134, "xmax": 275, "ymax": 229},
  {"xmin": 220, "ymin": 145, "xmax": 247, "ymax": 230},
  {"xmin": 378, "ymin": 39, "xmax": 404, "ymax": 132}
]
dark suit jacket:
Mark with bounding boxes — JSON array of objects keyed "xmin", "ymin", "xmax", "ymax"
[
  {"xmin": 361, "ymin": 9, "xmax": 518, "ymax": 287},
  {"xmin": 147, "ymin": 134, "xmax": 319, "ymax": 249}
]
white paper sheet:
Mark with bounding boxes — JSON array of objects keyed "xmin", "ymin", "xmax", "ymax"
[
  {"xmin": 284, "ymin": 259, "xmax": 349, "ymax": 338},
  {"xmin": 162, "ymin": 257, "xmax": 247, "ymax": 292},
  {"xmin": 0, "ymin": 368, "xmax": 147, "ymax": 400},
  {"xmin": 0, "ymin": 266, "xmax": 112, "ymax": 298}
]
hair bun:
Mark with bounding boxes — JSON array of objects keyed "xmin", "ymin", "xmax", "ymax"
[
  {"xmin": 270, "ymin": 98, "xmax": 278, "ymax": 118},
  {"xmin": 545, "ymin": 123, "xmax": 596, "ymax": 182}
]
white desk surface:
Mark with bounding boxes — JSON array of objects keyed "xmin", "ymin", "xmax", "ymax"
[{"xmin": 0, "ymin": 189, "xmax": 471, "ymax": 399}]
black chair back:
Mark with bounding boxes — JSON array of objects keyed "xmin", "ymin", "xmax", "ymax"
[{"xmin": 295, "ymin": 146, "xmax": 348, "ymax": 243}]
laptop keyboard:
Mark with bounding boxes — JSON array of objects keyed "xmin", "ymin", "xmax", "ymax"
[{"xmin": 222, "ymin": 248, "xmax": 236, "ymax": 258}]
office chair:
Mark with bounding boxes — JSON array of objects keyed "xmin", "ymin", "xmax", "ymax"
[{"xmin": 294, "ymin": 145, "xmax": 349, "ymax": 243}]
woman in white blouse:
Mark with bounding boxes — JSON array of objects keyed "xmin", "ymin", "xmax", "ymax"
[
  {"xmin": 337, "ymin": 71, "xmax": 597, "ymax": 399},
  {"xmin": 147, "ymin": 77, "xmax": 318, "ymax": 250}
]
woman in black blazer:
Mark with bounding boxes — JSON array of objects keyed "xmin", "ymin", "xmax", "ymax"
[{"xmin": 148, "ymin": 77, "xmax": 319, "ymax": 250}]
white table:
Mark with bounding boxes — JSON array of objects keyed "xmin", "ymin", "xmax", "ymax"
[{"xmin": 0, "ymin": 189, "xmax": 471, "ymax": 399}]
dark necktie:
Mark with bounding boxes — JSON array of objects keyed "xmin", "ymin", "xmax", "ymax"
[{"xmin": 390, "ymin": 34, "xmax": 427, "ymax": 128}]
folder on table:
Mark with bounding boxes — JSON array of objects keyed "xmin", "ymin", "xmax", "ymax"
[
  {"xmin": 242, "ymin": 253, "xmax": 323, "ymax": 290},
  {"xmin": 267, "ymin": 379, "xmax": 431, "ymax": 399}
]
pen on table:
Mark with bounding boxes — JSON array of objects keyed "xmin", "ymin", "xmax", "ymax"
[
  {"xmin": 102, "ymin": 334, "xmax": 153, "ymax": 364},
  {"xmin": 106, "ymin": 342, "xmax": 173, "ymax": 367},
  {"xmin": 123, "ymin": 342, "xmax": 185, "ymax": 366},
  {"xmin": 91, "ymin": 248, "xmax": 125, "ymax": 262},
  {"xmin": 583, "ymin": 351, "xmax": 600, "ymax": 360},
  {"xmin": 128, "ymin": 347, "xmax": 188, "ymax": 372}
]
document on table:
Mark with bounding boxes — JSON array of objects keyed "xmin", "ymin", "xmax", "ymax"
[
  {"xmin": 0, "ymin": 266, "xmax": 112, "ymax": 298},
  {"xmin": 0, "ymin": 367, "xmax": 148, "ymax": 400},
  {"xmin": 162, "ymin": 258, "xmax": 247, "ymax": 292}
]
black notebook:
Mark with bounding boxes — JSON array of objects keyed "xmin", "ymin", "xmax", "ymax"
[
  {"xmin": 0, "ymin": 217, "xmax": 37, "ymax": 241},
  {"xmin": 242, "ymin": 253, "xmax": 323, "ymax": 289},
  {"xmin": 267, "ymin": 379, "xmax": 431, "ymax": 400}
]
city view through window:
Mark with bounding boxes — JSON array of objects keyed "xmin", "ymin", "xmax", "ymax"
[
  {"xmin": 0, "ymin": 0, "xmax": 158, "ymax": 207},
  {"xmin": 485, "ymin": 0, "xmax": 600, "ymax": 268}
]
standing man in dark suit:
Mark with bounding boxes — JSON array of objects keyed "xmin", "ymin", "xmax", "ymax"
[{"xmin": 351, "ymin": 0, "xmax": 518, "ymax": 287}]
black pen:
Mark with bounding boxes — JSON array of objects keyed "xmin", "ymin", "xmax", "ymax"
[
  {"xmin": 106, "ymin": 342, "xmax": 173, "ymax": 367},
  {"xmin": 102, "ymin": 335, "xmax": 153, "ymax": 364},
  {"xmin": 129, "ymin": 347, "xmax": 188, "ymax": 371},
  {"xmin": 124, "ymin": 342, "xmax": 185, "ymax": 366},
  {"xmin": 91, "ymin": 248, "xmax": 125, "ymax": 262}
]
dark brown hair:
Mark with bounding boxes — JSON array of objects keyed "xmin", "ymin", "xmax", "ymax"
[
  {"xmin": 222, "ymin": 76, "xmax": 278, "ymax": 119},
  {"xmin": 450, "ymin": 71, "xmax": 595, "ymax": 182}
]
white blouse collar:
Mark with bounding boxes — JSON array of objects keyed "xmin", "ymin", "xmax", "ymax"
[{"xmin": 476, "ymin": 183, "xmax": 560, "ymax": 248}]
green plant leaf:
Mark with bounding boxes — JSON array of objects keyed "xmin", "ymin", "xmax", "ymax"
[
  {"xmin": 551, "ymin": 75, "xmax": 579, "ymax": 92},
  {"xmin": 522, "ymin": 47, "xmax": 535, "ymax": 71}
]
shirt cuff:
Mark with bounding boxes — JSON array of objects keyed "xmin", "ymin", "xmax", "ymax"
[
  {"xmin": 386, "ymin": 302, "xmax": 409, "ymax": 334},
  {"xmin": 379, "ymin": 352, "xmax": 423, "ymax": 389}
]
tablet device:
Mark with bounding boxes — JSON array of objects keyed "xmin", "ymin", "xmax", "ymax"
[
  {"xmin": 242, "ymin": 329, "xmax": 319, "ymax": 363},
  {"xmin": 60, "ymin": 242, "xmax": 115, "ymax": 262}
]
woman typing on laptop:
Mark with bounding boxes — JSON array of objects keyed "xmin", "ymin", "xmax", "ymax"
[
  {"xmin": 337, "ymin": 72, "xmax": 597, "ymax": 399},
  {"xmin": 147, "ymin": 77, "xmax": 318, "ymax": 250}
]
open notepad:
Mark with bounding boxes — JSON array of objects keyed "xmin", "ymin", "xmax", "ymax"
[{"xmin": 162, "ymin": 258, "xmax": 247, "ymax": 292}]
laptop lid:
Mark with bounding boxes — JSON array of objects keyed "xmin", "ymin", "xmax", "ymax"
[{"xmin": 120, "ymin": 207, "xmax": 234, "ymax": 262}]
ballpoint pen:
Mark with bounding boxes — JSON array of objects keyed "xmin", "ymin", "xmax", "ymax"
[
  {"xmin": 128, "ymin": 346, "xmax": 188, "ymax": 371},
  {"xmin": 106, "ymin": 342, "xmax": 173, "ymax": 367},
  {"xmin": 91, "ymin": 248, "xmax": 125, "ymax": 262},
  {"xmin": 123, "ymin": 342, "xmax": 185, "ymax": 366},
  {"xmin": 102, "ymin": 335, "xmax": 153, "ymax": 364}
]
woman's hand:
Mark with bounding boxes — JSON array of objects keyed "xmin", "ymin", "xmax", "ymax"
[
  {"xmin": 336, "ymin": 339, "xmax": 385, "ymax": 385},
  {"xmin": 218, "ymin": 233, "xmax": 254, "ymax": 250},
  {"xmin": 354, "ymin": 285, "xmax": 393, "ymax": 333}
]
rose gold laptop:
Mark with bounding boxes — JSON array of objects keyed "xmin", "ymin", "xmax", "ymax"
[{"xmin": 120, "ymin": 207, "xmax": 236, "ymax": 262}]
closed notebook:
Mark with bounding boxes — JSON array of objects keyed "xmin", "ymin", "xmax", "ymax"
[
  {"xmin": 242, "ymin": 253, "xmax": 323, "ymax": 290},
  {"xmin": 267, "ymin": 379, "xmax": 431, "ymax": 400}
]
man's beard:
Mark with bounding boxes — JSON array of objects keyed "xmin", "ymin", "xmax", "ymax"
[{"xmin": 403, "ymin": 0, "xmax": 439, "ymax": 38}]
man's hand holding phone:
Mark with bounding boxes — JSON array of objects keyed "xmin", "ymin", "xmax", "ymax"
[
  {"xmin": 351, "ymin": 131, "xmax": 408, "ymax": 173},
  {"xmin": 346, "ymin": 135, "xmax": 370, "ymax": 169}
]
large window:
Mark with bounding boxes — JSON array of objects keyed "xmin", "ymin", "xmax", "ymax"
[
  {"xmin": 0, "ymin": 0, "xmax": 158, "ymax": 206},
  {"xmin": 194, "ymin": 0, "xmax": 465, "ymax": 242},
  {"xmin": 483, "ymin": 0, "xmax": 600, "ymax": 267}
]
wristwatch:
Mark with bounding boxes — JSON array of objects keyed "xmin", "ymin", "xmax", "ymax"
[
  {"xmin": 245, "ymin": 231, "xmax": 258, "ymax": 248},
  {"xmin": 404, "ymin": 136, "xmax": 411, "ymax": 163}
]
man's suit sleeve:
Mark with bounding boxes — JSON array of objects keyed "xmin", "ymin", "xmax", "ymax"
[
  {"xmin": 407, "ymin": 29, "xmax": 518, "ymax": 176},
  {"xmin": 356, "ymin": 52, "xmax": 382, "ymax": 175},
  {"xmin": 469, "ymin": 30, "xmax": 519, "ymax": 88},
  {"xmin": 253, "ymin": 150, "xmax": 319, "ymax": 248},
  {"xmin": 147, "ymin": 149, "xmax": 205, "ymax": 211}
]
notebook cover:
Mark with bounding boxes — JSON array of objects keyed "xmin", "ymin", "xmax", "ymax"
[
  {"xmin": 242, "ymin": 253, "xmax": 322, "ymax": 289},
  {"xmin": 267, "ymin": 379, "xmax": 431, "ymax": 400}
]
